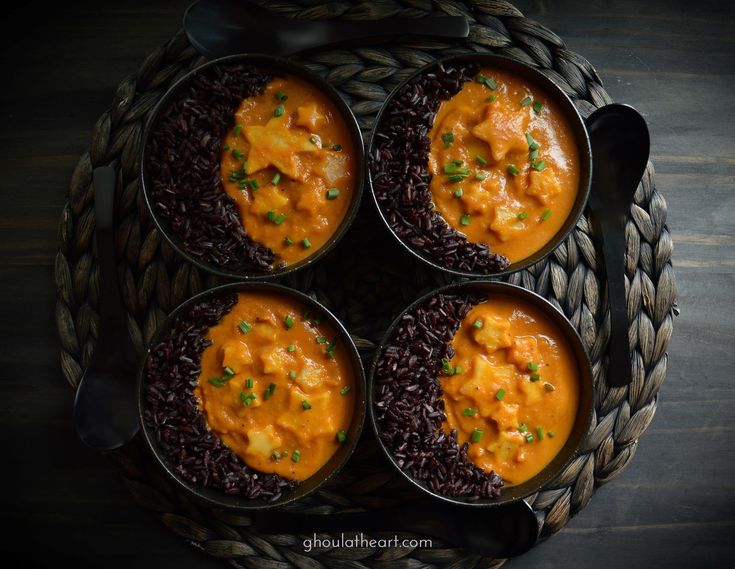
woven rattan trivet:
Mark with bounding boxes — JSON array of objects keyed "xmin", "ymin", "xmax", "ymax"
[{"xmin": 54, "ymin": 1, "xmax": 677, "ymax": 566}]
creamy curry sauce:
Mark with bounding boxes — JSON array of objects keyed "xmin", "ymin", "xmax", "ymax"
[
  {"xmin": 428, "ymin": 68, "xmax": 580, "ymax": 263},
  {"xmin": 440, "ymin": 296, "xmax": 579, "ymax": 485},
  {"xmin": 220, "ymin": 76, "xmax": 356, "ymax": 266},
  {"xmin": 195, "ymin": 292, "xmax": 354, "ymax": 480}
]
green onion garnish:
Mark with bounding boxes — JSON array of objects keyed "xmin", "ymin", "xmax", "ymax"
[
  {"xmin": 453, "ymin": 188, "xmax": 463, "ymax": 198},
  {"xmin": 536, "ymin": 426, "xmax": 544, "ymax": 440},
  {"xmin": 486, "ymin": 95, "xmax": 496, "ymax": 103},
  {"xmin": 232, "ymin": 124, "xmax": 242, "ymax": 137},
  {"xmin": 326, "ymin": 339, "xmax": 337, "ymax": 359},
  {"xmin": 476, "ymin": 155, "xmax": 488, "ymax": 166},
  {"xmin": 527, "ymin": 362, "xmax": 539, "ymax": 372},
  {"xmin": 316, "ymin": 336, "xmax": 327, "ymax": 345},
  {"xmin": 473, "ymin": 319, "xmax": 483, "ymax": 329},
  {"xmin": 266, "ymin": 210, "xmax": 276, "ymax": 222},
  {"xmin": 460, "ymin": 214, "xmax": 471, "ymax": 226},
  {"xmin": 336, "ymin": 430, "xmax": 347, "ymax": 443},
  {"xmin": 287, "ymin": 344, "xmax": 296, "ymax": 353},
  {"xmin": 263, "ymin": 382, "xmax": 276, "ymax": 400},
  {"xmin": 548, "ymin": 431, "xmax": 556, "ymax": 438},
  {"xmin": 209, "ymin": 375, "xmax": 231, "ymax": 387},
  {"xmin": 526, "ymin": 133, "xmax": 540, "ymax": 151},
  {"xmin": 275, "ymin": 90, "xmax": 288, "ymax": 101},
  {"xmin": 475, "ymin": 73, "xmax": 497, "ymax": 90},
  {"xmin": 540, "ymin": 209, "xmax": 552, "ymax": 221},
  {"xmin": 518, "ymin": 211, "xmax": 528, "ymax": 220},
  {"xmin": 240, "ymin": 392, "xmax": 256, "ymax": 406},
  {"xmin": 291, "ymin": 449, "xmax": 301, "ymax": 462},
  {"xmin": 525, "ymin": 432, "xmax": 535, "ymax": 443},
  {"xmin": 302, "ymin": 400, "xmax": 312, "ymax": 410},
  {"xmin": 340, "ymin": 383, "xmax": 352, "ymax": 395},
  {"xmin": 223, "ymin": 144, "xmax": 231, "ymax": 151},
  {"xmin": 507, "ymin": 164, "xmax": 520, "ymax": 176},
  {"xmin": 274, "ymin": 104, "xmax": 285, "ymax": 117},
  {"xmin": 271, "ymin": 172, "xmax": 281, "ymax": 185},
  {"xmin": 284, "ymin": 236, "xmax": 293, "ymax": 246},
  {"xmin": 238, "ymin": 320, "xmax": 252, "ymax": 334},
  {"xmin": 520, "ymin": 96, "xmax": 532, "ymax": 106},
  {"xmin": 441, "ymin": 132, "xmax": 454, "ymax": 148},
  {"xmin": 444, "ymin": 163, "xmax": 471, "ymax": 176},
  {"xmin": 284, "ymin": 314, "xmax": 295, "ymax": 329},
  {"xmin": 454, "ymin": 366, "xmax": 462, "ymax": 375},
  {"xmin": 529, "ymin": 148, "xmax": 539, "ymax": 161},
  {"xmin": 441, "ymin": 357, "xmax": 454, "ymax": 375},
  {"xmin": 302, "ymin": 237, "xmax": 312, "ymax": 249},
  {"xmin": 274, "ymin": 213, "xmax": 287, "ymax": 225},
  {"xmin": 463, "ymin": 408, "xmax": 478, "ymax": 417},
  {"xmin": 245, "ymin": 378, "xmax": 254, "ymax": 388},
  {"xmin": 496, "ymin": 388, "xmax": 506, "ymax": 400},
  {"xmin": 231, "ymin": 148, "xmax": 245, "ymax": 160},
  {"xmin": 519, "ymin": 423, "xmax": 528, "ymax": 433},
  {"xmin": 471, "ymin": 428, "xmax": 484, "ymax": 443},
  {"xmin": 326, "ymin": 188, "xmax": 340, "ymax": 200},
  {"xmin": 288, "ymin": 370, "xmax": 297, "ymax": 379},
  {"xmin": 532, "ymin": 160, "xmax": 547, "ymax": 172},
  {"xmin": 475, "ymin": 172, "xmax": 487, "ymax": 180},
  {"xmin": 530, "ymin": 374, "xmax": 540, "ymax": 382},
  {"xmin": 532, "ymin": 100, "xmax": 543, "ymax": 114},
  {"xmin": 332, "ymin": 143, "xmax": 342, "ymax": 151},
  {"xmin": 448, "ymin": 174, "xmax": 464, "ymax": 183}
]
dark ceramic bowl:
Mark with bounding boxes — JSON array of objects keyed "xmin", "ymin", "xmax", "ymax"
[
  {"xmin": 368, "ymin": 280, "xmax": 593, "ymax": 507},
  {"xmin": 137, "ymin": 282, "xmax": 366, "ymax": 510},
  {"xmin": 367, "ymin": 53, "xmax": 592, "ymax": 278},
  {"xmin": 140, "ymin": 53, "xmax": 365, "ymax": 280}
]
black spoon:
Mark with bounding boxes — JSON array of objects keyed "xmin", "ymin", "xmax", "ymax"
[
  {"xmin": 73, "ymin": 166, "xmax": 141, "ymax": 450},
  {"xmin": 184, "ymin": 0, "xmax": 470, "ymax": 58},
  {"xmin": 586, "ymin": 104, "xmax": 650, "ymax": 387},
  {"xmin": 255, "ymin": 498, "xmax": 538, "ymax": 558}
]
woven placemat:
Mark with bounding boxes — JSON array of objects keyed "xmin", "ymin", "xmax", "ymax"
[{"xmin": 54, "ymin": 0, "xmax": 677, "ymax": 566}]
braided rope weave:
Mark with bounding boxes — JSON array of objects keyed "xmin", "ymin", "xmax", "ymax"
[{"xmin": 54, "ymin": 1, "xmax": 676, "ymax": 566}]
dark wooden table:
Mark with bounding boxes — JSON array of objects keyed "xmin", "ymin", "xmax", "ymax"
[{"xmin": 2, "ymin": 0, "xmax": 733, "ymax": 567}]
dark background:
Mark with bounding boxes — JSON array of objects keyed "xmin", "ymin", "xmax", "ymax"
[{"xmin": 1, "ymin": 0, "xmax": 734, "ymax": 567}]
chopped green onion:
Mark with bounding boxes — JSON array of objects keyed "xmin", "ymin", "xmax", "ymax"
[
  {"xmin": 302, "ymin": 400, "xmax": 312, "ymax": 410},
  {"xmin": 525, "ymin": 432, "xmax": 535, "ymax": 443},
  {"xmin": 453, "ymin": 188, "xmax": 463, "ymax": 198},
  {"xmin": 475, "ymin": 172, "xmax": 487, "ymax": 180},
  {"xmin": 448, "ymin": 174, "xmax": 464, "ymax": 184},
  {"xmin": 525, "ymin": 133, "xmax": 540, "ymax": 151},
  {"xmin": 460, "ymin": 214, "xmax": 471, "ymax": 226},
  {"xmin": 287, "ymin": 344, "xmax": 296, "ymax": 353},
  {"xmin": 223, "ymin": 366, "xmax": 235, "ymax": 377},
  {"xmin": 233, "ymin": 124, "xmax": 242, "ymax": 137},
  {"xmin": 532, "ymin": 160, "xmax": 547, "ymax": 172},
  {"xmin": 507, "ymin": 164, "xmax": 520, "ymax": 176},
  {"xmin": 530, "ymin": 374, "xmax": 540, "ymax": 382},
  {"xmin": 548, "ymin": 431, "xmax": 556, "ymax": 438},
  {"xmin": 291, "ymin": 449, "xmax": 301, "ymax": 462},
  {"xmin": 245, "ymin": 378, "xmax": 254, "ymax": 388},
  {"xmin": 332, "ymin": 143, "xmax": 342, "ymax": 151},
  {"xmin": 232, "ymin": 148, "xmax": 245, "ymax": 160},
  {"xmin": 441, "ymin": 357, "xmax": 455, "ymax": 375},
  {"xmin": 326, "ymin": 339, "xmax": 337, "ymax": 359},
  {"xmin": 529, "ymin": 148, "xmax": 539, "ymax": 161},
  {"xmin": 238, "ymin": 320, "xmax": 252, "ymax": 334},
  {"xmin": 274, "ymin": 104, "xmax": 285, "ymax": 117},
  {"xmin": 455, "ymin": 366, "xmax": 462, "ymax": 375},
  {"xmin": 274, "ymin": 213, "xmax": 287, "ymax": 225},
  {"xmin": 540, "ymin": 209, "xmax": 552, "ymax": 221},
  {"xmin": 486, "ymin": 95, "xmax": 496, "ymax": 103},
  {"xmin": 263, "ymin": 382, "xmax": 277, "ymax": 400},
  {"xmin": 271, "ymin": 172, "xmax": 281, "ymax": 185},
  {"xmin": 302, "ymin": 238, "xmax": 312, "ymax": 249},
  {"xmin": 520, "ymin": 96, "xmax": 533, "ymax": 106},
  {"xmin": 532, "ymin": 100, "xmax": 543, "ymax": 114},
  {"xmin": 340, "ymin": 386, "xmax": 351, "ymax": 396},
  {"xmin": 316, "ymin": 336, "xmax": 327, "ymax": 345},
  {"xmin": 475, "ymin": 73, "xmax": 497, "ymax": 90},
  {"xmin": 209, "ymin": 375, "xmax": 231, "ymax": 387},
  {"xmin": 441, "ymin": 132, "xmax": 454, "ymax": 148},
  {"xmin": 473, "ymin": 319, "xmax": 484, "ymax": 329},
  {"xmin": 519, "ymin": 423, "xmax": 528, "ymax": 433},
  {"xmin": 266, "ymin": 210, "xmax": 276, "ymax": 222},
  {"xmin": 288, "ymin": 370, "xmax": 297, "ymax": 379},
  {"xmin": 496, "ymin": 388, "xmax": 506, "ymax": 400},
  {"xmin": 475, "ymin": 155, "xmax": 488, "ymax": 166},
  {"xmin": 536, "ymin": 426, "xmax": 544, "ymax": 440},
  {"xmin": 284, "ymin": 314, "xmax": 295, "ymax": 329},
  {"xmin": 463, "ymin": 408, "xmax": 478, "ymax": 417},
  {"xmin": 527, "ymin": 362, "xmax": 539, "ymax": 372},
  {"xmin": 336, "ymin": 430, "xmax": 347, "ymax": 443},
  {"xmin": 284, "ymin": 236, "xmax": 293, "ymax": 246},
  {"xmin": 240, "ymin": 391, "xmax": 257, "ymax": 406},
  {"xmin": 471, "ymin": 428, "xmax": 484, "ymax": 443},
  {"xmin": 326, "ymin": 188, "xmax": 340, "ymax": 200},
  {"xmin": 223, "ymin": 144, "xmax": 231, "ymax": 151},
  {"xmin": 518, "ymin": 211, "xmax": 528, "ymax": 220},
  {"xmin": 444, "ymin": 163, "xmax": 471, "ymax": 176},
  {"xmin": 275, "ymin": 90, "xmax": 288, "ymax": 101}
]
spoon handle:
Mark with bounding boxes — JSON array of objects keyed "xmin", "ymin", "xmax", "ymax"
[{"xmin": 320, "ymin": 16, "xmax": 470, "ymax": 43}]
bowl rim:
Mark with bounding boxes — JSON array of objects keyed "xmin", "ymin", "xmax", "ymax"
[
  {"xmin": 367, "ymin": 279, "xmax": 594, "ymax": 508},
  {"xmin": 137, "ymin": 281, "xmax": 367, "ymax": 511},
  {"xmin": 366, "ymin": 52, "xmax": 593, "ymax": 279},
  {"xmin": 139, "ymin": 52, "xmax": 366, "ymax": 281}
]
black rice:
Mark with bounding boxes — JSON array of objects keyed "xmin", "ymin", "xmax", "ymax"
[
  {"xmin": 145, "ymin": 64, "xmax": 277, "ymax": 273},
  {"xmin": 370, "ymin": 63, "xmax": 511, "ymax": 274},
  {"xmin": 143, "ymin": 292, "xmax": 296, "ymax": 499},
  {"xmin": 373, "ymin": 292, "xmax": 504, "ymax": 499}
]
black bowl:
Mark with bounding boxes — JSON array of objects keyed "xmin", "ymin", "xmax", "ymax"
[
  {"xmin": 140, "ymin": 53, "xmax": 365, "ymax": 280},
  {"xmin": 367, "ymin": 53, "xmax": 592, "ymax": 278},
  {"xmin": 137, "ymin": 282, "xmax": 367, "ymax": 510},
  {"xmin": 368, "ymin": 280, "xmax": 593, "ymax": 507}
]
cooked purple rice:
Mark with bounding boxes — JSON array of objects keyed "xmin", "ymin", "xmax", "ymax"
[
  {"xmin": 145, "ymin": 63, "xmax": 276, "ymax": 273},
  {"xmin": 370, "ymin": 62, "xmax": 511, "ymax": 274},
  {"xmin": 143, "ymin": 292, "xmax": 296, "ymax": 499},
  {"xmin": 373, "ymin": 292, "xmax": 504, "ymax": 499}
]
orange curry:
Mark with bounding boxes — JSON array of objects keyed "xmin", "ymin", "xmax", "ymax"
[
  {"xmin": 428, "ymin": 68, "xmax": 580, "ymax": 263},
  {"xmin": 195, "ymin": 292, "xmax": 354, "ymax": 480},
  {"xmin": 220, "ymin": 76, "xmax": 356, "ymax": 266},
  {"xmin": 440, "ymin": 295, "xmax": 579, "ymax": 485}
]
